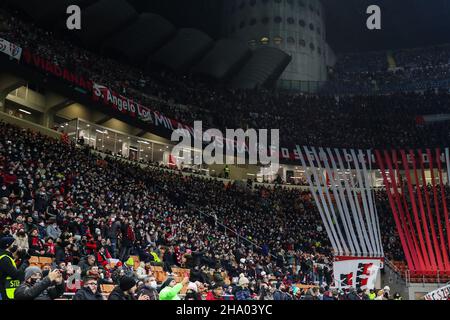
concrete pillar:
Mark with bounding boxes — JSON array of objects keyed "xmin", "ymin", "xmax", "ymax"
[
  {"xmin": 0, "ymin": 93, "xmax": 6, "ymax": 113},
  {"xmin": 42, "ymin": 111, "xmax": 55, "ymax": 129},
  {"xmin": 0, "ymin": 73, "xmax": 26, "ymax": 113},
  {"xmin": 42, "ymin": 92, "xmax": 74, "ymax": 129}
]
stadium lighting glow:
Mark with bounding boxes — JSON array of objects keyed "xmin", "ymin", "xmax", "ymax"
[
  {"xmin": 96, "ymin": 129, "xmax": 107, "ymax": 134},
  {"xmin": 137, "ymin": 140, "xmax": 150, "ymax": 145}
]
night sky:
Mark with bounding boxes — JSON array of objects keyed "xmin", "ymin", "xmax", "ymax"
[{"xmin": 128, "ymin": 0, "xmax": 450, "ymax": 53}]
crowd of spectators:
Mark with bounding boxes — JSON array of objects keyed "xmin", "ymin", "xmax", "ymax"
[
  {"xmin": 0, "ymin": 121, "xmax": 340, "ymax": 300},
  {"xmin": 1, "ymin": 9, "xmax": 450, "ymax": 151},
  {"xmin": 1, "ymin": 6, "xmax": 448, "ymax": 301},
  {"xmin": 325, "ymin": 45, "xmax": 450, "ymax": 94},
  {"xmin": 0, "ymin": 121, "xmax": 410, "ymax": 300}
]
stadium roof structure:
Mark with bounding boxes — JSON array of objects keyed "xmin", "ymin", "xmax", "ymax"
[
  {"xmin": 230, "ymin": 47, "xmax": 292, "ymax": 89},
  {"xmin": 192, "ymin": 38, "xmax": 252, "ymax": 81},
  {"xmin": 4, "ymin": 0, "xmax": 289, "ymax": 88},
  {"xmin": 103, "ymin": 13, "xmax": 176, "ymax": 64},
  {"xmin": 130, "ymin": 0, "xmax": 450, "ymax": 53},
  {"xmin": 151, "ymin": 28, "xmax": 213, "ymax": 73}
]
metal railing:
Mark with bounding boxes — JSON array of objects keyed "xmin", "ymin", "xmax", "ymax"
[{"xmin": 195, "ymin": 207, "xmax": 278, "ymax": 260}]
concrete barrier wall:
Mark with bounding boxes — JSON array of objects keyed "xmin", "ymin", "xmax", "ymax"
[{"xmin": 0, "ymin": 110, "xmax": 61, "ymax": 139}]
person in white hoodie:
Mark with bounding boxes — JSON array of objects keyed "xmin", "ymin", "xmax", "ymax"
[{"xmin": 13, "ymin": 228, "xmax": 29, "ymax": 251}]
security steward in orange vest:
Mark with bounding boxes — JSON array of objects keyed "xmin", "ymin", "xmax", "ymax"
[{"xmin": 0, "ymin": 236, "xmax": 27, "ymax": 300}]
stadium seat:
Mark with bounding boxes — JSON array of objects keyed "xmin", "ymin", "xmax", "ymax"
[
  {"xmin": 39, "ymin": 257, "xmax": 54, "ymax": 266},
  {"xmin": 29, "ymin": 256, "xmax": 40, "ymax": 267}
]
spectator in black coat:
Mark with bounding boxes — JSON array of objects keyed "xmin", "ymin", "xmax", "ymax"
[
  {"xmin": 108, "ymin": 276, "xmax": 138, "ymax": 301},
  {"xmin": 15, "ymin": 267, "xmax": 65, "ymax": 300},
  {"xmin": 73, "ymin": 276, "xmax": 104, "ymax": 300}
]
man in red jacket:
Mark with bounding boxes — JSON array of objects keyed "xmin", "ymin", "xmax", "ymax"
[
  {"xmin": 205, "ymin": 283, "xmax": 224, "ymax": 301},
  {"xmin": 96, "ymin": 246, "xmax": 112, "ymax": 268}
]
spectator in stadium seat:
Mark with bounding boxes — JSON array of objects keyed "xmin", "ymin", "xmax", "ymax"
[
  {"xmin": 15, "ymin": 267, "xmax": 64, "ymax": 300},
  {"xmin": 28, "ymin": 228, "xmax": 45, "ymax": 256},
  {"xmin": 158, "ymin": 276, "xmax": 189, "ymax": 300},
  {"xmin": 46, "ymin": 219, "xmax": 61, "ymax": 240},
  {"xmin": 135, "ymin": 262, "xmax": 148, "ymax": 280},
  {"xmin": 383, "ymin": 286, "xmax": 391, "ymax": 300},
  {"xmin": 79, "ymin": 255, "xmax": 97, "ymax": 276},
  {"xmin": 234, "ymin": 274, "xmax": 252, "ymax": 300},
  {"xmin": 108, "ymin": 276, "xmax": 138, "ymax": 301},
  {"xmin": 273, "ymin": 282, "xmax": 292, "ymax": 300},
  {"xmin": 13, "ymin": 228, "xmax": 29, "ymax": 251},
  {"xmin": 374, "ymin": 289, "xmax": 385, "ymax": 300},
  {"xmin": 119, "ymin": 220, "xmax": 135, "ymax": 261},
  {"xmin": 184, "ymin": 282, "xmax": 203, "ymax": 300},
  {"xmin": 205, "ymin": 283, "xmax": 225, "ymax": 301},
  {"xmin": 393, "ymin": 293, "xmax": 402, "ymax": 300},
  {"xmin": 136, "ymin": 276, "xmax": 159, "ymax": 300},
  {"xmin": 73, "ymin": 276, "xmax": 104, "ymax": 301},
  {"xmin": 96, "ymin": 245, "xmax": 112, "ymax": 268},
  {"xmin": 346, "ymin": 287, "xmax": 361, "ymax": 300},
  {"xmin": 123, "ymin": 257, "xmax": 136, "ymax": 279}
]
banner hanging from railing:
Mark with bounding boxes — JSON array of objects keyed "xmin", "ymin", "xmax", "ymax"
[
  {"xmin": 375, "ymin": 148, "xmax": 450, "ymax": 274},
  {"xmin": 424, "ymin": 284, "xmax": 450, "ymax": 300},
  {"xmin": 0, "ymin": 37, "xmax": 22, "ymax": 61},
  {"xmin": 299, "ymin": 147, "xmax": 384, "ymax": 258},
  {"xmin": 333, "ymin": 256, "xmax": 383, "ymax": 290}
]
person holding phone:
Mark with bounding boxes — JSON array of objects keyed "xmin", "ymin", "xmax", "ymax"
[
  {"xmin": 159, "ymin": 275, "xmax": 189, "ymax": 300},
  {"xmin": 14, "ymin": 267, "xmax": 65, "ymax": 300}
]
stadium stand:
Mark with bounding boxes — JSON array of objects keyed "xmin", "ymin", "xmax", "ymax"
[{"xmin": 1, "ymin": 2, "xmax": 450, "ymax": 301}]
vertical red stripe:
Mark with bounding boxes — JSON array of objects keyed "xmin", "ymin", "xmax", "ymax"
[
  {"xmin": 393, "ymin": 150, "xmax": 425, "ymax": 272},
  {"xmin": 384, "ymin": 150, "xmax": 420, "ymax": 271},
  {"xmin": 418, "ymin": 150, "xmax": 444, "ymax": 272},
  {"xmin": 409, "ymin": 150, "xmax": 437, "ymax": 271},
  {"xmin": 428, "ymin": 149, "xmax": 450, "ymax": 270},
  {"xmin": 400, "ymin": 150, "xmax": 431, "ymax": 270},
  {"xmin": 375, "ymin": 150, "xmax": 416, "ymax": 271},
  {"xmin": 435, "ymin": 148, "xmax": 450, "ymax": 272}
]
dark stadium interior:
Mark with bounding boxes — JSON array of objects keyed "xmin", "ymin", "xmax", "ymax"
[{"xmin": 0, "ymin": 0, "xmax": 449, "ymax": 302}]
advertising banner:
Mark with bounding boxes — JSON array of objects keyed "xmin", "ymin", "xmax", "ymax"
[{"xmin": 424, "ymin": 284, "xmax": 450, "ymax": 300}]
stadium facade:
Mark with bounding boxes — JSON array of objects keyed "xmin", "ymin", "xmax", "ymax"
[{"xmin": 221, "ymin": 0, "xmax": 335, "ymax": 83}]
